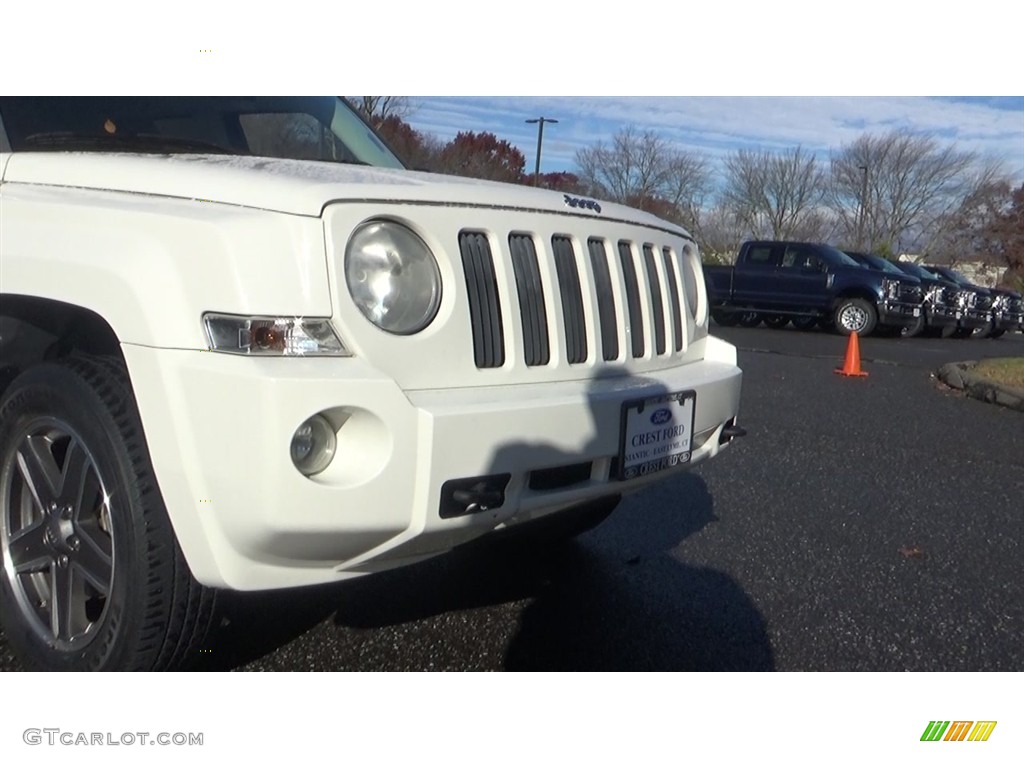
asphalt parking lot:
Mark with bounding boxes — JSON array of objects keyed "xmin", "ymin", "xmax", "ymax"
[{"xmin": 1, "ymin": 329, "xmax": 1021, "ymax": 671}]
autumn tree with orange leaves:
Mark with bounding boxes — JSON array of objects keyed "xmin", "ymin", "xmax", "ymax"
[{"xmin": 437, "ymin": 131, "xmax": 526, "ymax": 184}]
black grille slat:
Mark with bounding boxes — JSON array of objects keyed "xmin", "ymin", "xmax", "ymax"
[
  {"xmin": 662, "ymin": 247, "xmax": 684, "ymax": 352},
  {"xmin": 588, "ymin": 238, "xmax": 619, "ymax": 361},
  {"xmin": 459, "ymin": 232, "xmax": 505, "ymax": 368},
  {"xmin": 617, "ymin": 241, "xmax": 645, "ymax": 358},
  {"xmin": 642, "ymin": 244, "xmax": 667, "ymax": 355},
  {"xmin": 509, "ymin": 235, "xmax": 550, "ymax": 366},
  {"xmin": 552, "ymin": 236, "xmax": 587, "ymax": 364}
]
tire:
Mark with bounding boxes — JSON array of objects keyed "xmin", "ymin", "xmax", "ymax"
[
  {"xmin": 791, "ymin": 317, "xmax": 819, "ymax": 331},
  {"xmin": 711, "ymin": 309, "xmax": 738, "ymax": 327},
  {"xmin": 762, "ymin": 315, "xmax": 790, "ymax": 330},
  {"xmin": 901, "ymin": 314, "xmax": 926, "ymax": 338},
  {"xmin": 940, "ymin": 323, "xmax": 959, "ymax": 339},
  {"xmin": 0, "ymin": 356, "xmax": 216, "ymax": 671},
  {"xmin": 737, "ymin": 312, "xmax": 762, "ymax": 328},
  {"xmin": 988, "ymin": 328, "xmax": 1006, "ymax": 339},
  {"xmin": 833, "ymin": 298, "xmax": 877, "ymax": 336}
]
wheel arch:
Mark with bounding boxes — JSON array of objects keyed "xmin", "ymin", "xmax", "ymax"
[
  {"xmin": 0, "ymin": 295, "xmax": 125, "ymax": 401},
  {"xmin": 830, "ymin": 288, "xmax": 880, "ymax": 310}
]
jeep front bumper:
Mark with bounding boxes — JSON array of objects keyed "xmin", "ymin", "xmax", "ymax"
[{"xmin": 121, "ymin": 337, "xmax": 742, "ymax": 590}]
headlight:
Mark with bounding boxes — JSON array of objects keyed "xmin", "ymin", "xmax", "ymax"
[
  {"xmin": 882, "ymin": 278, "xmax": 899, "ymax": 299},
  {"xmin": 345, "ymin": 221, "xmax": 442, "ymax": 335},
  {"xmin": 203, "ymin": 314, "xmax": 348, "ymax": 356}
]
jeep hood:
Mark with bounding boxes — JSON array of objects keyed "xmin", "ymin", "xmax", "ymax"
[{"xmin": 2, "ymin": 152, "xmax": 688, "ymax": 236}]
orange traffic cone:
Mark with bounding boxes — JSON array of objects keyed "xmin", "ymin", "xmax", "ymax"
[{"xmin": 834, "ymin": 332, "xmax": 868, "ymax": 377}]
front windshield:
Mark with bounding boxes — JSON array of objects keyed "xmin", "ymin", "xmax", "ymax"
[
  {"xmin": 942, "ymin": 268, "xmax": 969, "ymax": 284},
  {"xmin": 861, "ymin": 254, "xmax": 905, "ymax": 275},
  {"xmin": 899, "ymin": 262, "xmax": 938, "ymax": 281},
  {"xmin": 0, "ymin": 97, "xmax": 405, "ymax": 169},
  {"xmin": 924, "ymin": 266, "xmax": 967, "ymax": 285},
  {"xmin": 819, "ymin": 245, "xmax": 862, "ymax": 268}
]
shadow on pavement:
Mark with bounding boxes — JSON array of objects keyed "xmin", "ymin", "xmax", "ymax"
[
  {"xmin": 194, "ymin": 474, "xmax": 774, "ymax": 672},
  {"xmin": 503, "ymin": 474, "xmax": 775, "ymax": 671}
]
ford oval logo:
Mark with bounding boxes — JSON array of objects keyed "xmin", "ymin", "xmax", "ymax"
[{"xmin": 651, "ymin": 408, "xmax": 672, "ymax": 425}]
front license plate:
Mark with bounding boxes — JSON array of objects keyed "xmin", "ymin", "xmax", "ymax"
[
  {"xmin": 618, "ymin": 391, "xmax": 696, "ymax": 480},
  {"xmin": 912, "ymin": 307, "xmax": 921, "ymax": 317}
]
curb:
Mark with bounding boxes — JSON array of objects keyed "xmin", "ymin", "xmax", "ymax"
[{"xmin": 936, "ymin": 361, "xmax": 1024, "ymax": 412}]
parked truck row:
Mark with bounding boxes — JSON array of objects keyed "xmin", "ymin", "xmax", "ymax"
[{"xmin": 704, "ymin": 241, "xmax": 1023, "ymax": 339}]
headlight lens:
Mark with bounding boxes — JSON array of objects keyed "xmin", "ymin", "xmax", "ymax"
[
  {"xmin": 345, "ymin": 221, "xmax": 442, "ymax": 335},
  {"xmin": 203, "ymin": 314, "xmax": 348, "ymax": 356}
]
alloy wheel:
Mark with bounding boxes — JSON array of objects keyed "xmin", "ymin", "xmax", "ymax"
[
  {"xmin": 1, "ymin": 418, "xmax": 115, "ymax": 651},
  {"xmin": 838, "ymin": 304, "xmax": 868, "ymax": 333}
]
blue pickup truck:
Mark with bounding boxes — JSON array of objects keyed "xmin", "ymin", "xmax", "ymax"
[
  {"xmin": 704, "ymin": 240, "xmax": 924, "ymax": 336},
  {"xmin": 923, "ymin": 265, "xmax": 1024, "ymax": 338}
]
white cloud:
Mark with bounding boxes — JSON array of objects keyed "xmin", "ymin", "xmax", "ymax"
[{"xmin": 408, "ymin": 97, "xmax": 1024, "ymax": 180}]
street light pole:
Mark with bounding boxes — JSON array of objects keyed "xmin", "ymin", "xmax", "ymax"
[
  {"xmin": 857, "ymin": 165, "xmax": 869, "ymax": 250},
  {"xmin": 526, "ymin": 117, "xmax": 558, "ymax": 186}
]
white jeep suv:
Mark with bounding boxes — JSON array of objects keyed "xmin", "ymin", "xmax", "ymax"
[{"xmin": 0, "ymin": 97, "xmax": 743, "ymax": 670}]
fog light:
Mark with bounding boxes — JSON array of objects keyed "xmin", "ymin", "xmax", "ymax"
[{"xmin": 290, "ymin": 415, "xmax": 337, "ymax": 476}]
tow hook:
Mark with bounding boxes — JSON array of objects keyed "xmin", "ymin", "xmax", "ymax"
[
  {"xmin": 719, "ymin": 422, "xmax": 748, "ymax": 444},
  {"xmin": 439, "ymin": 474, "xmax": 511, "ymax": 519}
]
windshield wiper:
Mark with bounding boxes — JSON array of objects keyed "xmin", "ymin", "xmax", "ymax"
[{"xmin": 22, "ymin": 132, "xmax": 243, "ymax": 155}]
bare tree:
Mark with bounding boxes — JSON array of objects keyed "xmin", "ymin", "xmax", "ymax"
[
  {"xmin": 920, "ymin": 162, "xmax": 1011, "ymax": 264},
  {"xmin": 349, "ymin": 96, "xmax": 415, "ymax": 122},
  {"xmin": 829, "ymin": 130, "xmax": 979, "ymax": 255},
  {"xmin": 575, "ymin": 126, "xmax": 712, "ymax": 228},
  {"xmin": 692, "ymin": 203, "xmax": 748, "ymax": 263},
  {"xmin": 927, "ymin": 177, "xmax": 1023, "ymax": 285},
  {"xmin": 984, "ymin": 183, "xmax": 1024, "ymax": 291},
  {"xmin": 662, "ymin": 152, "xmax": 716, "ymax": 232},
  {"xmin": 721, "ymin": 146, "xmax": 828, "ymax": 241}
]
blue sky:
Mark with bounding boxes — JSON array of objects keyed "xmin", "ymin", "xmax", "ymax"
[{"xmin": 406, "ymin": 97, "xmax": 1024, "ymax": 181}]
